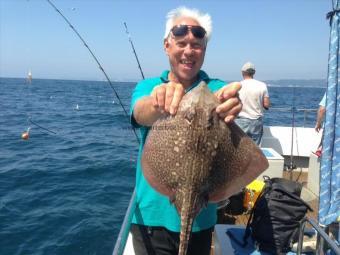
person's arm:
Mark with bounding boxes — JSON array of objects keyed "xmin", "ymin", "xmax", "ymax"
[
  {"xmin": 315, "ymin": 106, "xmax": 326, "ymax": 132},
  {"xmin": 133, "ymin": 82, "xmax": 185, "ymax": 127},
  {"xmin": 263, "ymin": 96, "xmax": 270, "ymax": 110},
  {"xmin": 133, "ymin": 97, "xmax": 164, "ymax": 127}
]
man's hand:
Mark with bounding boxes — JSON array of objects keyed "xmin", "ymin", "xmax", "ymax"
[
  {"xmin": 315, "ymin": 122, "xmax": 322, "ymax": 132},
  {"xmin": 133, "ymin": 82, "xmax": 185, "ymax": 127},
  {"xmin": 151, "ymin": 82, "xmax": 185, "ymax": 115},
  {"xmin": 315, "ymin": 106, "xmax": 326, "ymax": 133},
  {"xmin": 215, "ymin": 82, "xmax": 242, "ymax": 123}
]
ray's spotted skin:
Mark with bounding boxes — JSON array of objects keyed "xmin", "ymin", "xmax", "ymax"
[{"xmin": 142, "ymin": 81, "xmax": 269, "ymax": 255}]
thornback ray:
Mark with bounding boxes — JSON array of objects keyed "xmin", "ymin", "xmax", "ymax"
[{"xmin": 141, "ymin": 81, "xmax": 269, "ymax": 255}]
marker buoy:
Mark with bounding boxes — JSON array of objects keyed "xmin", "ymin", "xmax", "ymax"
[{"xmin": 22, "ymin": 131, "xmax": 29, "ymax": 140}]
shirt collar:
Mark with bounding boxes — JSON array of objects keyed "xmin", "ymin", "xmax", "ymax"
[{"xmin": 160, "ymin": 70, "xmax": 210, "ymax": 92}]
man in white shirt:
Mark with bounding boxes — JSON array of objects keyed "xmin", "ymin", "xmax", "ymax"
[{"xmin": 235, "ymin": 62, "xmax": 270, "ymax": 145}]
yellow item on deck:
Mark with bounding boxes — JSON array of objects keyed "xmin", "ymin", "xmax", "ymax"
[{"xmin": 243, "ymin": 180, "xmax": 265, "ymax": 211}]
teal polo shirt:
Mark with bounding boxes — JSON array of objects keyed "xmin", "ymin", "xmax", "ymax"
[{"xmin": 130, "ymin": 70, "xmax": 226, "ymax": 232}]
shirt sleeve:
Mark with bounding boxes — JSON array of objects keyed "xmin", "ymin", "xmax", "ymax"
[
  {"xmin": 207, "ymin": 79, "xmax": 226, "ymax": 92},
  {"xmin": 130, "ymin": 79, "xmax": 159, "ymax": 128},
  {"xmin": 263, "ymin": 84, "xmax": 269, "ymax": 97},
  {"xmin": 319, "ymin": 93, "xmax": 326, "ymax": 107}
]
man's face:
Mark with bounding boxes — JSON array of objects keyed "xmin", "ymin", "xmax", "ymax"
[{"xmin": 164, "ymin": 17, "xmax": 206, "ymax": 87}]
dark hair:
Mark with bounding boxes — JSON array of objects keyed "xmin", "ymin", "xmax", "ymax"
[{"xmin": 243, "ymin": 69, "xmax": 255, "ymax": 76}]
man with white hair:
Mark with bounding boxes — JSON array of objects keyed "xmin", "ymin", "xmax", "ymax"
[
  {"xmin": 235, "ymin": 62, "xmax": 270, "ymax": 145},
  {"xmin": 129, "ymin": 6, "xmax": 242, "ymax": 254}
]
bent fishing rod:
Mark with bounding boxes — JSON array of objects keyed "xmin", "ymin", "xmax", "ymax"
[{"xmin": 46, "ymin": 0, "xmax": 140, "ymax": 142}]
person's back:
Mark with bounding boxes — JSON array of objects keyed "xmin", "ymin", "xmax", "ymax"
[
  {"xmin": 239, "ymin": 78, "xmax": 268, "ymax": 119},
  {"xmin": 235, "ymin": 62, "xmax": 270, "ymax": 145}
]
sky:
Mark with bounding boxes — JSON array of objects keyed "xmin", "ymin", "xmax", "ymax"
[{"xmin": 0, "ymin": 0, "xmax": 332, "ymax": 81}]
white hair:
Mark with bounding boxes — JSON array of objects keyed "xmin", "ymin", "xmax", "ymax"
[{"xmin": 164, "ymin": 6, "xmax": 212, "ymax": 41}]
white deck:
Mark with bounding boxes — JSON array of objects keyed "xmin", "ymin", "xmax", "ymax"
[
  {"xmin": 262, "ymin": 126, "xmax": 322, "ymax": 157},
  {"xmin": 123, "ymin": 233, "xmax": 135, "ymax": 255}
]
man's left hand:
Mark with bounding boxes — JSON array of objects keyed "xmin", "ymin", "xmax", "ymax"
[{"xmin": 215, "ymin": 82, "xmax": 242, "ymax": 123}]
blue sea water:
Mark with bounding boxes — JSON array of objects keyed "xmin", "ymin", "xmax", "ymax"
[{"xmin": 0, "ymin": 77, "xmax": 325, "ymax": 255}]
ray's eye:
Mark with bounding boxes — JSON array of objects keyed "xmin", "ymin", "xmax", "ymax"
[
  {"xmin": 206, "ymin": 115, "xmax": 214, "ymax": 129},
  {"xmin": 206, "ymin": 109, "xmax": 218, "ymax": 129},
  {"xmin": 184, "ymin": 108, "xmax": 196, "ymax": 124}
]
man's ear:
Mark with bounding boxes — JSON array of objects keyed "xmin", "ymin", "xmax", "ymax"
[{"xmin": 164, "ymin": 38, "xmax": 170, "ymax": 56}]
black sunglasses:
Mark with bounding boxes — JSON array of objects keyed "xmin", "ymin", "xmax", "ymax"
[{"xmin": 170, "ymin": 25, "xmax": 206, "ymax": 39}]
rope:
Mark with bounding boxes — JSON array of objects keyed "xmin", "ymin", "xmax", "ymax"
[{"xmin": 326, "ymin": 9, "xmax": 340, "ymax": 26}]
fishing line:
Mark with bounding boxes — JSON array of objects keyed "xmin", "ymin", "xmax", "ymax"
[
  {"xmin": 29, "ymin": 118, "xmax": 57, "ymax": 135},
  {"xmin": 45, "ymin": 0, "xmax": 139, "ymax": 142},
  {"xmin": 22, "ymin": 0, "xmax": 31, "ymax": 140},
  {"xmin": 22, "ymin": 0, "xmax": 57, "ymax": 140},
  {"xmin": 124, "ymin": 22, "xmax": 145, "ymax": 80}
]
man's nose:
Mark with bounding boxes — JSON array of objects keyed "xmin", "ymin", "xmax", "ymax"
[{"xmin": 183, "ymin": 44, "xmax": 194, "ymax": 55}]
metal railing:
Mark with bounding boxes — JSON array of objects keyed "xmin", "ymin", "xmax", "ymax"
[
  {"xmin": 269, "ymin": 107, "xmax": 317, "ymax": 128},
  {"xmin": 112, "ymin": 190, "xmax": 137, "ymax": 255},
  {"xmin": 296, "ymin": 217, "xmax": 340, "ymax": 255}
]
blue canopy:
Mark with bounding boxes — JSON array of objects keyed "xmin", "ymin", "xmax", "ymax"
[{"xmin": 318, "ymin": 0, "xmax": 340, "ymax": 226}]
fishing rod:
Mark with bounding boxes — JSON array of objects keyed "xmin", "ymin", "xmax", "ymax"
[
  {"xmin": 112, "ymin": 22, "xmax": 146, "ymax": 255},
  {"xmin": 124, "ymin": 22, "xmax": 145, "ymax": 80},
  {"xmin": 45, "ymin": 0, "xmax": 139, "ymax": 142},
  {"xmin": 285, "ymin": 86, "xmax": 297, "ymax": 180}
]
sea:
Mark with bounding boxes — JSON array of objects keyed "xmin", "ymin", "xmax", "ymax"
[{"xmin": 0, "ymin": 77, "xmax": 326, "ymax": 255}]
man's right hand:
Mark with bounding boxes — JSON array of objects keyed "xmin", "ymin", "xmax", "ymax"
[
  {"xmin": 133, "ymin": 82, "xmax": 185, "ymax": 127},
  {"xmin": 315, "ymin": 122, "xmax": 322, "ymax": 132},
  {"xmin": 151, "ymin": 82, "xmax": 185, "ymax": 115}
]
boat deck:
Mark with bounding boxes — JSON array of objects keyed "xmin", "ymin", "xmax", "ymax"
[
  {"xmin": 213, "ymin": 170, "xmax": 320, "ymax": 255},
  {"xmin": 217, "ymin": 170, "xmax": 319, "ymax": 227}
]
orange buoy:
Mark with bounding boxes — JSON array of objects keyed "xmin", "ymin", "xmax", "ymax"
[{"xmin": 21, "ymin": 131, "xmax": 29, "ymax": 140}]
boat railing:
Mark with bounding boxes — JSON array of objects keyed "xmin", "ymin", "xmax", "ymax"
[
  {"xmin": 269, "ymin": 107, "xmax": 317, "ymax": 127},
  {"xmin": 296, "ymin": 217, "xmax": 340, "ymax": 255},
  {"xmin": 112, "ymin": 189, "xmax": 137, "ymax": 255}
]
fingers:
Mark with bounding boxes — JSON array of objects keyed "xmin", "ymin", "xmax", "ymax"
[
  {"xmin": 215, "ymin": 82, "xmax": 241, "ymax": 101},
  {"xmin": 170, "ymin": 84, "xmax": 185, "ymax": 115},
  {"xmin": 151, "ymin": 81, "xmax": 242, "ymax": 121},
  {"xmin": 151, "ymin": 82, "xmax": 184, "ymax": 115},
  {"xmin": 215, "ymin": 82, "xmax": 242, "ymax": 123},
  {"xmin": 216, "ymin": 97, "xmax": 243, "ymax": 123},
  {"xmin": 151, "ymin": 85, "xmax": 165, "ymax": 109},
  {"xmin": 164, "ymin": 85, "xmax": 175, "ymax": 112}
]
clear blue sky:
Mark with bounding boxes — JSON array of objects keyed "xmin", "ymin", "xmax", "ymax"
[{"xmin": 0, "ymin": 0, "xmax": 332, "ymax": 81}]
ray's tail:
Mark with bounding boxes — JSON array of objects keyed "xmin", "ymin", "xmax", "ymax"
[{"xmin": 178, "ymin": 192, "xmax": 197, "ymax": 255}]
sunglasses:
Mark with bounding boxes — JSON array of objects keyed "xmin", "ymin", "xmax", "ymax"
[{"xmin": 170, "ymin": 25, "xmax": 206, "ymax": 39}]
